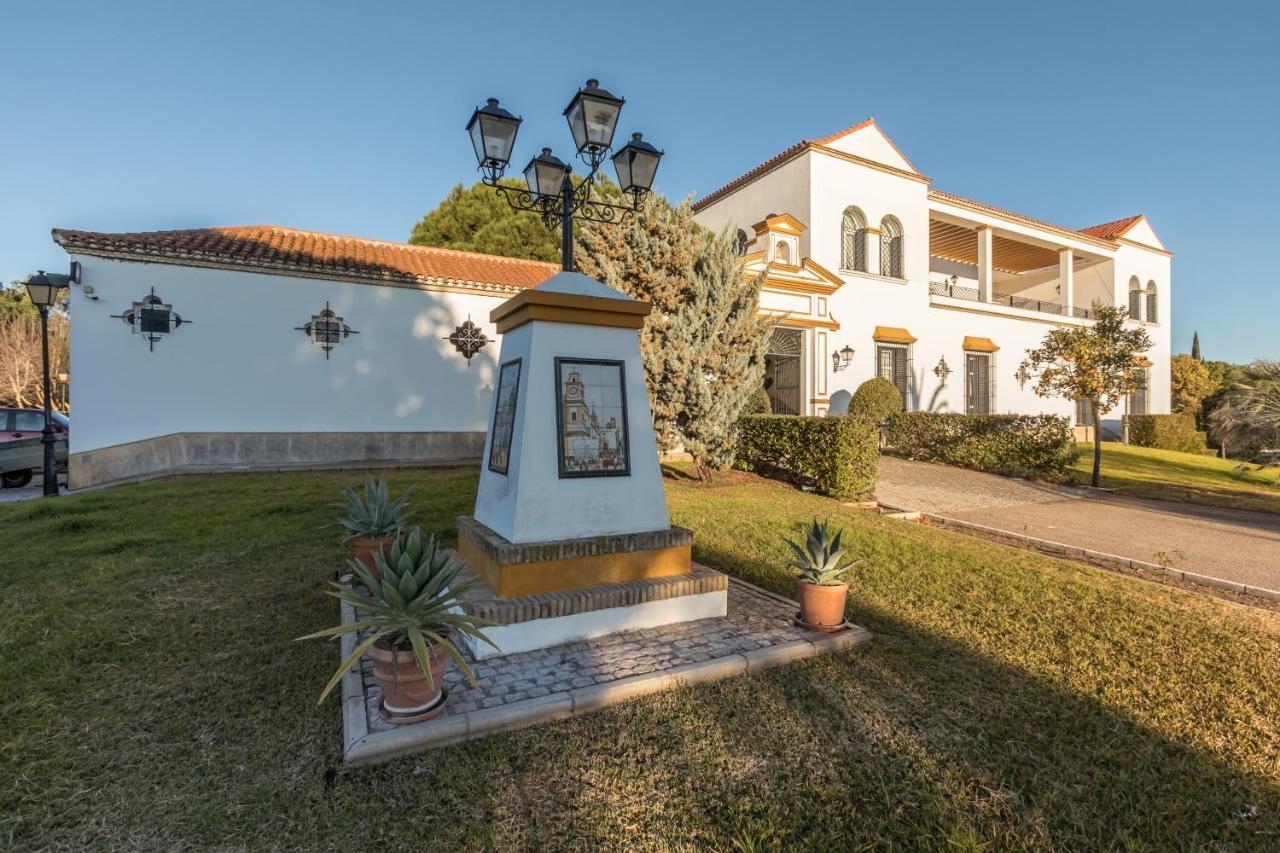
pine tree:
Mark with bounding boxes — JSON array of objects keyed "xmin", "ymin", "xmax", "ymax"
[
  {"xmin": 408, "ymin": 180, "xmax": 560, "ymax": 263},
  {"xmin": 576, "ymin": 197, "xmax": 772, "ymax": 479},
  {"xmin": 1191, "ymin": 331, "xmax": 1201, "ymax": 361}
]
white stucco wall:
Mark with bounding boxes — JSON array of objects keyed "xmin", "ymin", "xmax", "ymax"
[
  {"xmin": 694, "ymin": 137, "xmax": 1173, "ymax": 425},
  {"xmin": 66, "ymin": 255, "xmax": 511, "ymax": 455},
  {"xmin": 694, "ymin": 154, "xmax": 811, "ymax": 252}
]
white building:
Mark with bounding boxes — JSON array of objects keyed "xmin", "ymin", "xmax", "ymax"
[
  {"xmin": 692, "ymin": 119, "xmax": 1171, "ymax": 432},
  {"xmin": 53, "ymin": 226, "xmax": 558, "ymax": 488}
]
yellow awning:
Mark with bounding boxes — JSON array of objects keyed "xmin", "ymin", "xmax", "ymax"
[
  {"xmin": 873, "ymin": 326, "xmax": 917, "ymax": 345},
  {"xmin": 962, "ymin": 336, "xmax": 1000, "ymax": 353}
]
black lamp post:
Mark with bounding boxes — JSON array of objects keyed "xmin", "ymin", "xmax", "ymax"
[
  {"xmin": 23, "ymin": 270, "xmax": 70, "ymax": 497},
  {"xmin": 466, "ymin": 78, "xmax": 664, "ymax": 271}
]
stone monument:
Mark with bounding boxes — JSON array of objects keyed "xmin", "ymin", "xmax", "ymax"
[{"xmin": 455, "ymin": 271, "xmax": 727, "ymax": 657}]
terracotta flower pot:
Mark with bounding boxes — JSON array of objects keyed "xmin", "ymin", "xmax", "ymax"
[
  {"xmin": 348, "ymin": 536, "xmax": 395, "ymax": 578},
  {"xmin": 369, "ymin": 639, "xmax": 451, "ymax": 723},
  {"xmin": 798, "ymin": 581, "xmax": 849, "ymax": 628}
]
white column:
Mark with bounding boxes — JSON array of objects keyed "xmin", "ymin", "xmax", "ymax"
[
  {"xmin": 976, "ymin": 226, "xmax": 993, "ymax": 302},
  {"xmin": 1059, "ymin": 248, "xmax": 1074, "ymax": 316}
]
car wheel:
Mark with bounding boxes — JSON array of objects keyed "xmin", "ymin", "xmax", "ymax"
[{"xmin": 2, "ymin": 470, "xmax": 33, "ymax": 488}]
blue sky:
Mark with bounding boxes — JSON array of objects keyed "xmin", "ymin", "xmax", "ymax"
[{"xmin": 2, "ymin": 0, "xmax": 1276, "ymax": 362}]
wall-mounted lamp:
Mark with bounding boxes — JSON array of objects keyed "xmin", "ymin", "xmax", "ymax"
[
  {"xmin": 831, "ymin": 345, "xmax": 855, "ymax": 372},
  {"xmin": 933, "ymin": 356, "xmax": 952, "ymax": 382},
  {"xmin": 948, "ymin": 274, "xmax": 958, "ymax": 287}
]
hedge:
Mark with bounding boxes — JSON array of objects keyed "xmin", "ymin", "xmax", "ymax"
[
  {"xmin": 848, "ymin": 377, "xmax": 904, "ymax": 424},
  {"xmin": 1126, "ymin": 413, "xmax": 1207, "ymax": 454},
  {"xmin": 884, "ymin": 413, "xmax": 1077, "ymax": 479},
  {"xmin": 736, "ymin": 415, "xmax": 878, "ymax": 500}
]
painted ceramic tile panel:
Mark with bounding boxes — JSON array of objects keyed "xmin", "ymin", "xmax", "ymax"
[
  {"xmin": 489, "ymin": 358, "xmax": 521, "ymax": 474},
  {"xmin": 556, "ymin": 358, "xmax": 629, "ymax": 477}
]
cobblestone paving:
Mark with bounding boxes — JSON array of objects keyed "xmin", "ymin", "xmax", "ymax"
[
  {"xmin": 877, "ymin": 455, "xmax": 1081, "ymax": 514},
  {"xmin": 360, "ymin": 579, "xmax": 812, "ymax": 733}
]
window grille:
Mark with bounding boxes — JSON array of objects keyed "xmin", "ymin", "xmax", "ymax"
[
  {"xmin": 1128, "ymin": 276, "xmax": 1143, "ymax": 320},
  {"xmin": 965, "ymin": 352, "xmax": 994, "ymax": 415},
  {"xmin": 880, "ymin": 216, "xmax": 904, "ymax": 278},
  {"xmin": 841, "ymin": 206, "xmax": 867, "ymax": 272},
  {"xmin": 1128, "ymin": 368, "xmax": 1149, "ymax": 415},
  {"xmin": 1145, "ymin": 281, "xmax": 1158, "ymax": 323},
  {"xmin": 765, "ymin": 328, "xmax": 804, "ymax": 415},
  {"xmin": 1076, "ymin": 398, "xmax": 1094, "ymax": 427},
  {"xmin": 876, "ymin": 343, "xmax": 910, "ymax": 409}
]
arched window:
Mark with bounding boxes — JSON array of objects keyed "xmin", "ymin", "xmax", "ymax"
[
  {"xmin": 841, "ymin": 206, "xmax": 867, "ymax": 272},
  {"xmin": 1145, "ymin": 281, "xmax": 1158, "ymax": 323},
  {"xmin": 774, "ymin": 241, "xmax": 791, "ymax": 264},
  {"xmin": 880, "ymin": 215, "xmax": 904, "ymax": 278},
  {"xmin": 734, "ymin": 229, "xmax": 750, "ymax": 256},
  {"xmin": 1128, "ymin": 276, "xmax": 1143, "ymax": 320}
]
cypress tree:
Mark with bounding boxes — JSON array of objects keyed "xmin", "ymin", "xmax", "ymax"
[
  {"xmin": 1191, "ymin": 331, "xmax": 1202, "ymax": 361},
  {"xmin": 576, "ymin": 197, "xmax": 772, "ymax": 479}
]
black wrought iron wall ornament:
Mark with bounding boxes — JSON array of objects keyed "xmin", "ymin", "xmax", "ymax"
[
  {"xmin": 111, "ymin": 287, "xmax": 189, "ymax": 351},
  {"xmin": 296, "ymin": 302, "xmax": 357, "ymax": 358},
  {"xmin": 445, "ymin": 318, "xmax": 489, "ymax": 363},
  {"xmin": 1015, "ymin": 364, "xmax": 1033, "ymax": 390}
]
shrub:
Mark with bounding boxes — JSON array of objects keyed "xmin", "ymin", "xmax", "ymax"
[
  {"xmin": 847, "ymin": 377, "xmax": 903, "ymax": 423},
  {"xmin": 1127, "ymin": 413, "xmax": 1207, "ymax": 454},
  {"xmin": 742, "ymin": 387, "xmax": 773, "ymax": 415},
  {"xmin": 737, "ymin": 415, "xmax": 878, "ymax": 500},
  {"xmin": 884, "ymin": 413, "xmax": 1077, "ymax": 479}
]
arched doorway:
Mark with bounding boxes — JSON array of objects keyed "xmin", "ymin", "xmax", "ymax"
[{"xmin": 764, "ymin": 327, "xmax": 803, "ymax": 415}]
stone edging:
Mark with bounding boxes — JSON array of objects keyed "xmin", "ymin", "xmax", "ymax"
[
  {"xmin": 339, "ymin": 578, "xmax": 871, "ymax": 767},
  {"xmin": 878, "ymin": 503, "xmax": 1280, "ymax": 604}
]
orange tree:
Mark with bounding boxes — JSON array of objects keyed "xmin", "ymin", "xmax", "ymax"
[{"xmin": 1020, "ymin": 304, "xmax": 1151, "ymax": 486}]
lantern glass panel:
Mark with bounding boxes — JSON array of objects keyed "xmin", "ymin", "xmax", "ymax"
[
  {"xmin": 478, "ymin": 112, "xmax": 518, "ymax": 164},
  {"xmin": 628, "ymin": 147, "xmax": 660, "ymax": 192},
  {"xmin": 524, "ymin": 155, "xmax": 566, "ymax": 199},
  {"xmin": 24, "ymin": 281, "xmax": 58, "ymax": 306}
]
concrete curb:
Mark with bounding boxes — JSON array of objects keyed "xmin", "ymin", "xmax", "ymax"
[
  {"xmin": 341, "ymin": 580, "xmax": 872, "ymax": 767},
  {"xmin": 877, "ymin": 502, "xmax": 1280, "ymax": 604}
]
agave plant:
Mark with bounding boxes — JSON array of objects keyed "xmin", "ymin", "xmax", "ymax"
[
  {"xmin": 300, "ymin": 529, "xmax": 496, "ymax": 703},
  {"xmin": 333, "ymin": 472, "xmax": 413, "ymax": 541},
  {"xmin": 783, "ymin": 518, "xmax": 862, "ymax": 586}
]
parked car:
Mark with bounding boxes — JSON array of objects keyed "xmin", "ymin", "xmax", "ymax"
[{"xmin": 0, "ymin": 408, "xmax": 70, "ymax": 488}]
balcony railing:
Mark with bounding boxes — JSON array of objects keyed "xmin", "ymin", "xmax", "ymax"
[
  {"xmin": 992, "ymin": 291, "xmax": 1063, "ymax": 315},
  {"xmin": 930, "ymin": 280, "xmax": 1100, "ymax": 320},
  {"xmin": 929, "ymin": 280, "xmax": 980, "ymax": 301}
]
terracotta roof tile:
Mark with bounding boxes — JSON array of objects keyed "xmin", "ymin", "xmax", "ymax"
[
  {"xmin": 1077, "ymin": 214, "xmax": 1144, "ymax": 241},
  {"xmin": 51, "ymin": 225, "xmax": 560, "ymax": 294}
]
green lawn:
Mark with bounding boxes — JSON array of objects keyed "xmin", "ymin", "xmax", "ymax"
[
  {"xmin": 1075, "ymin": 441, "xmax": 1280, "ymax": 514},
  {"xmin": 2, "ymin": 468, "xmax": 1278, "ymax": 849}
]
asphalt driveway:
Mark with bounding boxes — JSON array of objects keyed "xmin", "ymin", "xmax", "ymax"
[{"xmin": 878, "ymin": 456, "xmax": 1280, "ymax": 593}]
